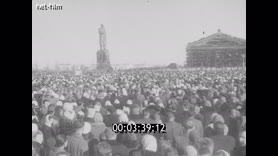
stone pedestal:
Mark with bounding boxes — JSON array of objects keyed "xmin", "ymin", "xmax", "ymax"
[{"xmin": 96, "ymin": 49, "xmax": 112, "ymax": 71}]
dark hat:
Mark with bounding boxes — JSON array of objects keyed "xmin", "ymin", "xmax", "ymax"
[
  {"xmin": 97, "ymin": 142, "xmax": 112, "ymax": 155},
  {"xmin": 214, "ymin": 121, "xmax": 225, "ymax": 135},
  {"xmin": 184, "ymin": 120, "xmax": 194, "ymax": 129},
  {"xmin": 74, "ymin": 120, "xmax": 84, "ymax": 129},
  {"xmin": 46, "ymin": 137, "xmax": 56, "ymax": 148},
  {"xmin": 106, "ymin": 105, "xmax": 116, "ymax": 113},
  {"xmin": 48, "ymin": 104, "xmax": 56, "ymax": 112},
  {"xmin": 101, "ymin": 127, "xmax": 116, "ymax": 140},
  {"xmin": 41, "ymin": 106, "xmax": 48, "ymax": 116}
]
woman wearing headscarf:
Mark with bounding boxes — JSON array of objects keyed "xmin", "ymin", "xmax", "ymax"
[
  {"xmin": 140, "ymin": 134, "xmax": 161, "ymax": 156},
  {"xmin": 91, "ymin": 112, "xmax": 107, "ymax": 141}
]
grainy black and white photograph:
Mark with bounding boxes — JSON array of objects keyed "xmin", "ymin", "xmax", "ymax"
[{"xmin": 32, "ymin": 0, "xmax": 246, "ymax": 156}]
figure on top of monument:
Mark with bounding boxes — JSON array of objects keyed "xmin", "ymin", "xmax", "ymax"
[{"xmin": 99, "ymin": 24, "xmax": 107, "ymax": 50}]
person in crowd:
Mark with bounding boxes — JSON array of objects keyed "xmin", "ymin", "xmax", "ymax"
[
  {"xmin": 96, "ymin": 141, "xmax": 113, "ymax": 156},
  {"xmin": 100, "ymin": 127, "xmax": 129, "ymax": 156},
  {"xmin": 183, "ymin": 120, "xmax": 202, "ymax": 150},
  {"xmin": 135, "ymin": 109, "xmax": 155, "ymax": 124},
  {"xmin": 103, "ymin": 106, "xmax": 118, "ymax": 127},
  {"xmin": 204, "ymin": 113, "xmax": 228, "ymax": 138},
  {"xmin": 200, "ymin": 100, "xmax": 215, "ymax": 128},
  {"xmin": 41, "ymin": 114, "xmax": 57, "ymax": 139},
  {"xmin": 227, "ymin": 109, "xmax": 241, "ymax": 139},
  {"xmin": 32, "ymin": 130, "xmax": 44, "ymax": 156},
  {"xmin": 84, "ymin": 108, "xmax": 96, "ymax": 124},
  {"xmin": 82, "ymin": 122, "xmax": 93, "ymax": 141},
  {"xmin": 165, "ymin": 112, "xmax": 184, "ymax": 143},
  {"xmin": 231, "ymin": 130, "xmax": 246, "ymax": 156},
  {"xmin": 184, "ymin": 110, "xmax": 204, "ymax": 138},
  {"xmin": 91, "ymin": 112, "xmax": 107, "ymax": 141},
  {"xmin": 59, "ymin": 103, "xmax": 77, "ymax": 136},
  {"xmin": 193, "ymin": 106, "xmax": 204, "ymax": 126},
  {"xmin": 210, "ymin": 121, "xmax": 235, "ymax": 154},
  {"xmin": 129, "ymin": 106, "xmax": 142, "ymax": 121},
  {"xmin": 66, "ymin": 120, "xmax": 89, "ymax": 156},
  {"xmin": 49, "ymin": 134, "xmax": 70, "ymax": 156},
  {"xmin": 140, "ymin": 134, "xmax": 160, "ymax": 156},
  {"xmin": 198, "ymin": 138, "xmax": 214, "ymax": 156},
  {"xmin": 159, "ymin": 139, "xmax": 179, "ymax": 156},
  {"xmin": 198, "ymin": 146, "xmax": 212, "ymax": 156}
]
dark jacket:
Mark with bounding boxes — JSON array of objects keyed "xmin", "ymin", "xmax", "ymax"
[
  {"xmin": 200, "ymin": 107, "xmax": 214, "ymax": 127},
  {"xmin": 32, "ymin": 141, "xmax": 44, "ymax": 156},
  {"xmin": 165, "ymin": 121, "xmax": 184, "ymax": 143},
  {"xmin": 173, "ymin": 135, "xmax": 189, "ymax": 155},
  {"xmin": 88, "ymin": 138, "xmax": 98, "ymax": 156},
  {"xmin": 59, "ymin": 117, "xmax": 76, "ymax": 136},
  {"xmin": 116, "ymin": 133, "xmax": 139, "ymax": 149},
  {"xmin": 41, "ymin": 124, "xmax": 56, "ymax": 139},
  {"xmin": 106, "ymin": 140, "xmax": 130, "ymax": 156},
  {"xmin": 188, "ymin": 118, "xmax": 204, "ymax": 138},
  {"xmin": 48, "ymin": 147, "xmax": 70, "ymax": 156},
  {"xmin": 67, "ymin": 133, "xmax": 89, "ymax": 156},
  {"xmin": 232, "ymin": 145, "xmax": 246, "ymax": 156},
  {"xmin": 142, "ymin": 150, "xmax": 161, "ymax": 156},
  {"xmin": 129, "ymin": 149, "xmax": 161, "ymax": 156},
  {"xmin": 228, "ymin": 117, "xmax": 241, "ymax": 139},
  {"xmin": 188, "ymin": 129, "xmax": 202, "ymax": 149},
  {"xmin": 103, "ymin": 114, "xmax": 119, "ymax": 127},
  {"xmin": 210, "ymin": 134, "xmax": 236, "ymax": 154}
]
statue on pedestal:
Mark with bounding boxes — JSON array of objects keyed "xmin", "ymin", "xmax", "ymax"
[
  {"xmin": 96, "ymin": 24, "xmax": 112, "ymax": 71},
  {"xmin": 99, "ymin": 24, "xmax": 106, "ymax": 50}
]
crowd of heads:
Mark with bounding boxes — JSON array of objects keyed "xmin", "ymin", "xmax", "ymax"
[{"xmin": 32, "ymin": 69, "xmax": 246, "ymax": 156}]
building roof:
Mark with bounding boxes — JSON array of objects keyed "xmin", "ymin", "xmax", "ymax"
[{"xmin": 186, "ymin": 29, "xmax": 246, "ymax": 50}]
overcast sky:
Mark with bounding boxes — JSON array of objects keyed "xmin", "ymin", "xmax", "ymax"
[{"xmin": 32, "ymin": 0, "xmax": 246, "ymax": 67}]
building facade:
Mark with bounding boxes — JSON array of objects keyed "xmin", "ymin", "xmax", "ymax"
[{"xmin": 186, "ymin": 30, "xmax": 246, "ymax": 67}]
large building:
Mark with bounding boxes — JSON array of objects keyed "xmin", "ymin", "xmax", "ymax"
[{"xmin": 186, "ymin": 29, "xmax": 246, "ymax": 67}]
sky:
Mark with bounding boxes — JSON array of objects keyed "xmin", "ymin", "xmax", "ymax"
[{"xmin": 32, "ymin": 0, "xmax": 246, "ymax": 68}]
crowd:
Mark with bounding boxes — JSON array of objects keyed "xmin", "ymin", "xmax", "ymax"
[{"xmin": 32, "ymin": 69, "xmax": 246, "ymax": 156}]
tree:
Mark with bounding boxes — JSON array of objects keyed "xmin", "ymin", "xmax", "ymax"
[{"xmin": 167, "ymin": 63, "xmax": 178, "ymax": 69}]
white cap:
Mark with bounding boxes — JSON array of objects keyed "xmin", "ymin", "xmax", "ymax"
[
  {"xmin": 118, "ymin": 113, "xmax": 129, "ymax": 123},
  {"xmin": 82, "ymin": 122, "xmax": 91, "ymax": 134},
  {"xmin": 115, "ymin": 109, "xmax": 124, "ymax": 115},
  {"xmin": 63, "ymin": 103, "xmax": 73, "ymax": 112},
  {"xmin": 105, "ymin": 101, "xmax": 112, "ymax": 106},
  {"xmin": 87, "ymin": 108, "xmax": 96, "ymax": 118},
  {"xmin": 59, "ymin": 95, "xmax": 65, "ymax": 101},
  {"xmin": 32, "ymin": 123, "xmax": 38, "ymax": 132},
  {"xmin": 53, "ymin": 94, "xmax": 59, "ymax": 99},
  {"xmin": 123, "ymin": 106, "xmax": 130, "ymax": 115},
  {"xmin": 78, "ymin": 111, "xmax": 85, "ymax": 116},
  {"xmin": 114, "ymin": 99, "xmax": 120, "ymax": 104},
  {"xmin": 56, "ymin": 101, "xmax": 63, "ymax": 107},
  {"xmin": 94, "ymin": 105, "xmax": 101, "ymax": 112},
  {"xmin": 32, "ymin": 101, "xmax": 38, "ymax": 107},
  {"xmin": 127, "ymin": 100, "xmax": 133, "ymax": 105},
  {"xmin": 64, "ymin": 110, "xmax": 76, "ymax": 120}
]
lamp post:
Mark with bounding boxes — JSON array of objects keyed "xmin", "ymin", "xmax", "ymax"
[{"xmin": 241, "ymin": 54, "xmax": 246, "ymax": 69}]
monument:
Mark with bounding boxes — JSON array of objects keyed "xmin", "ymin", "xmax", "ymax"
[{"xmin": 96, "ymin": 24, "xmax": 112, "ymax": 71}]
